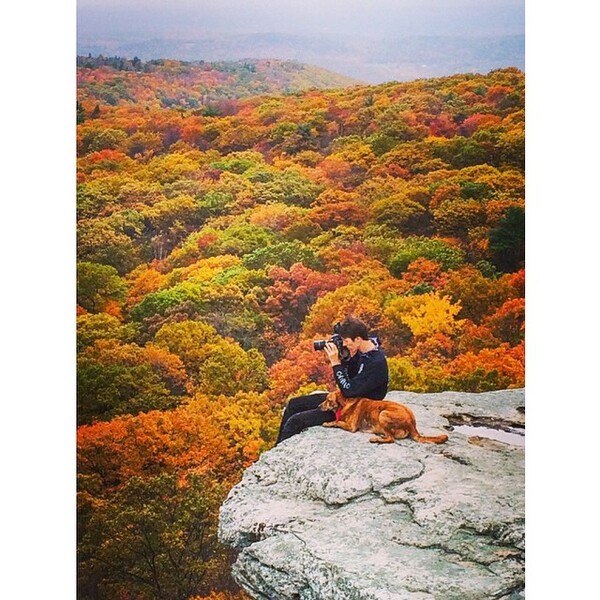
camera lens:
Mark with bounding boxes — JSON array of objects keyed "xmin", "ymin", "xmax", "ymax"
[{"xmin": 313, "ymin": 340, "xmax": 327, "ymax": 351}]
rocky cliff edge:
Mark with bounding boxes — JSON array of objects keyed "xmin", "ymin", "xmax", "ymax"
[{"xmin": 219, "ymin": 389, "xmax": 525, "ymax": 600}]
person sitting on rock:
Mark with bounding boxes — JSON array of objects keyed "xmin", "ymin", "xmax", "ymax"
[{"xmin": 275, "ymin": 316, "xmax": 389, "ymax": 445}]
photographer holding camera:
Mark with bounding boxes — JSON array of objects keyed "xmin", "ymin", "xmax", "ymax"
[{"xmin": 275, "ymin": 316, "xmax": 389, "ymax": 445}]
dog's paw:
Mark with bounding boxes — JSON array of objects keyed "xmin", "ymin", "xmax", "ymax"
[
  {"xmin": 322, "ymin": 421, "xmax": 336, "ymax": 427},
  {"xmin": 369, "ymin": 436, "xmax": 394, "ymax": 443}
]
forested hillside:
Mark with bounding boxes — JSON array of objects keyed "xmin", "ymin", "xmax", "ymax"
[
  {"xmin": 77, "ymin": 56, "xmax": 362, "ymax": 112},
  {"xmin": 77, "ymin": 63, "xmax": 524, "ymax": 599}
]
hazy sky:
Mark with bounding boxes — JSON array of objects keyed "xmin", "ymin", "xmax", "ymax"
[{"xmin": 78, "ymin": 0, "xmax": 524, "ymax": 39}]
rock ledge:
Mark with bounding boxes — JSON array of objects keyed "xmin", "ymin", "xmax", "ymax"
[{"xmin": 219, "ymin": 389, "xmax": 525, "ymax": 600}]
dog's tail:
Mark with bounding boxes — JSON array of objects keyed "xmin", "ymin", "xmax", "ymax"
[
  {"xmin": 409, "ymin": 423, "xmax": 448, "ymax": 444},
  {"xmin": 412, "ymin": 433, "xmax": 448, "ymax": 444}
]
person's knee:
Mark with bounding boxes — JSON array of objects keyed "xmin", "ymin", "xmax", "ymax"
[
  {"xmin": 283, "ymin": 396, "xmax": 305, "ymax": 418},
  {"xmin": 286, "ymin": 395, "xmax": 303, "ymax": 410},
  {"xmin": 280, "ymin": 413, "xmax": 308, "ymax": 439},
  {"xmin": 284, "ymin": 412, "xmax": 305, "ymax": 431}
]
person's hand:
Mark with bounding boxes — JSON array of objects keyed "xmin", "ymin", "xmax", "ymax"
[{"xmin": 324, "ymin": 342, "xmax": 341, "ymax": 366}]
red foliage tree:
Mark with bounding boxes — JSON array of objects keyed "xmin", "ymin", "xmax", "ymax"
[{"xmin": 265, "ymin": 263, "xmax": 348, "ymax": 332}]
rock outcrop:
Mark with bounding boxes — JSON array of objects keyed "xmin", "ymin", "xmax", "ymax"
[{"xmin": 219, "ymin": 389, "xmax": 525, "ymax": 600}]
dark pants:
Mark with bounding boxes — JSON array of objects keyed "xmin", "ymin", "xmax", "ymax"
[{"xmin": 275, "ymin": 392, "xmax": 336, "ymax": 444}]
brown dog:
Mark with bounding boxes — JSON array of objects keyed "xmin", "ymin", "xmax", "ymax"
[{"xmin": 319, "ymin": 390, "xmax": 448, "ymax": 444}]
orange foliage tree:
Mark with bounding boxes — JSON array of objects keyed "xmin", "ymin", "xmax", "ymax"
[
  {"xmin": 78, "ymin": 406, "xmax": 243, "ymax": 599},
  {"xmin": 444, "ymin": 342, "xmax": 525, "ymax": 391},
  {"xmin": 268, "ymin": 339, "xmax": 335, "ymax": 404}
]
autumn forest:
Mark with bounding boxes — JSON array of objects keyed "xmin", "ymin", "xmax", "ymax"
[{"xmin": 76, "ymin": 57, "xmax": 525, "ymax": 599}]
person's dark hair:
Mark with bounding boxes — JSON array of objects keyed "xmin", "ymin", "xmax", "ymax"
[{"xmin": 338, "ymin": 316, "xmax": 369, "ymax": 340}]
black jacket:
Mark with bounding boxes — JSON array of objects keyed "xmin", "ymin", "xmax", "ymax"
[{"xmin": 332, "ymin": 347, "xmax": 389, "ymax": 399}]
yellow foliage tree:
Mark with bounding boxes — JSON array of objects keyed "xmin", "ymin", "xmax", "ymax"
[
  {"xmin": 166, "ymin": 255, "xmax": 241, "ymax": 287},
  {"xmin": 154, "ymin": 320, "xmax": 269, "ymax": 395},
  {"xmin": 384, "ymin": 292, "xmax": 464, "ymax": 339},
  {"xmin": 189, "ymin": 391, "xmax": 280, "ymax": 465},
  {"xmin": 386, "ymin": 355, "xmax": 446, "ymax": 393}
]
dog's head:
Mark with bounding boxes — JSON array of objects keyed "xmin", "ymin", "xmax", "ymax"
[{"xmin": 319, "ymin": 390, "xmax": 344, "ymax": 411}]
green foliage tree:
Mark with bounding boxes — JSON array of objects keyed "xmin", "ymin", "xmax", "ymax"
[
  {"xmin": 77, "ymin": 261, "xmax": 127, "ymax": 313},
  {"xmin": 142, "ymin": 194, "xmax": 200, "ymax": 233},
  {"xmin": 77, "ymin": 340, "xmax": 188, "ymax": 424},
  {"xmin": 77, "ymin": 312, "xmax": 136, "ymax": 352},
  {"xmin": 77, "ymin": 180, "xmax": 120, "ymax": 219},
  {"xmin": 143, "ymin": 153, "xmax": 202, "ymax": 184},
  {"xmin": 208, "ymin": 223, "xmax": 278, "ymax": 257},
  {"xmin": 124, "ymin": 130, "xmax": 164, "ymax": 157},
  {"xmin": 254, "ymin": 169, "xmax": 323, "ymax": 207},
  {"xmin": 488, "ymin": 206, "xmax": 525, "ymax": 272},
  {"xmin": 79, "ymin": 126, "xmax": 128, "ymax": 154},
  {"xmin": 372, "ymin": 193, "xmax": 431, "ymax": 235},
  {"xmin": 210, "ymin": 150, "xmax": 266, "ymax": 174},
  {"xmin": 242, "ymin": 240, "xmax": 322, "ymax": 270},
  {"xmin": 432, "ymin": 198, "xmax": 487, "ymax": 238},
  {"xmin": 428, "ymin": 136, "xmax": 487, "ymax": 169},
  {"xmin": 128, "ymin": 281, "xmax": 201, "ymax": 323},
  {"xmin": 388, "ymin": 237, "xmax": 465, "ymax": 276},
  {"xmin": 77, "ymin": 219, "xmax": 144, "ymax": 274},
  {"xmin": 197, "ymin": 189, "xmax": 237, "ymax": 219}
]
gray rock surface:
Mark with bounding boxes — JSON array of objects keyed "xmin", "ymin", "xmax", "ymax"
[{"xmin": 219, "ymin": 389, "xmax": 525, "ymax": 600}]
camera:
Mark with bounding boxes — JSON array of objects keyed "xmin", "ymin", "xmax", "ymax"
[{"xmin": 313, "ymin": 322, "xmax": 351, "ymax": 363}]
